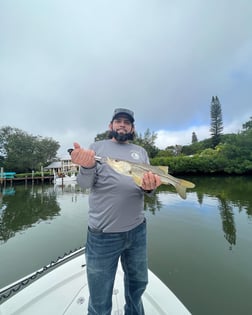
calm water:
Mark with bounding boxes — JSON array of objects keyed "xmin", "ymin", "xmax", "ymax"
[{"xmin": 0, "ymin": 176, "xmax": 252, "ymax": 315}]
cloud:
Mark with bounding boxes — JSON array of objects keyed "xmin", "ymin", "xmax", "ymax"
[
  {"xmin": 156, "ymin": 125, "xmax": 209, "ymax": 149},
  {"xmin": 0, "ymin": 0, "xmax": 251, "ymax": 157}
]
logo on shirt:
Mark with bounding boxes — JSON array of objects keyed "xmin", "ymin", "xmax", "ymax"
[{"xmin": 131, "ymin": 151, "xmax": 140, "ymax": 160}]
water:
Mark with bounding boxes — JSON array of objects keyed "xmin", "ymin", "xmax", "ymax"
[{"xmin": 0, "ymin": 177, "xmax": 252, "ymax": 315}]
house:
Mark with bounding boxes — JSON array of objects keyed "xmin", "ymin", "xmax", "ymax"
[{"xmin": 44, "ymin": 155, "xmax": 79, "ymax": 175}]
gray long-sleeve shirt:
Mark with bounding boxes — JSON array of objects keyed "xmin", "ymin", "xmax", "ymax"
[{"xmin": 77, "ymin": 139, "xmax": 150, "ymax": 232}]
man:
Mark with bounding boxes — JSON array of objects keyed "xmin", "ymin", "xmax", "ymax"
[{"xmin": 71, "ymin": 108, "xmax": 161, "ymax": 315}]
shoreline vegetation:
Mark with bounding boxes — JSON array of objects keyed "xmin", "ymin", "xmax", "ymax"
[
  {"xmin": 1, "ymin": 159, "xmax": 251, "ymax": 188},
  {"xmin": 151, "ymin": 155, "xmax": 252, "ymax": 176},
  {"xmin": 1, "ymin": 115, "xmax": 252, "ymax": 177}
]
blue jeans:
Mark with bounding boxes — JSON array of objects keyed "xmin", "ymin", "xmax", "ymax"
[{"xmin": 86, "ymin": 220, "xmax": 148, "ymax": 315}]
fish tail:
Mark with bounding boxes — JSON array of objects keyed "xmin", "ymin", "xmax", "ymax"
[
  {"xmin": 179, "ymin": 179, "xmax": 195, "ymax": 189},
  {"xmin": 175, "ymin": 184, "xmax": 187, "ymax": 200},
  {"xmin": 162, "ymin": 174, "xmax": 195, "ymax": 189}
]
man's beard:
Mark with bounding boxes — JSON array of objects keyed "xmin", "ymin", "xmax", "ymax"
[{"xmin": 108, "ymin": 130, "xmax": 134, "ymax": 142}]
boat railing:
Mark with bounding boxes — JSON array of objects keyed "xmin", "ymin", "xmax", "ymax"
[{"xmin": 0, "ymin": 247, "xmax": 85, "ymax": 304}]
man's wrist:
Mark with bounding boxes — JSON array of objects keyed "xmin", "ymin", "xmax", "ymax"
[
  {"xmin": 141, "ymin": 188, "xmax": 153, "ymax": 193},
  {"xmin": 81, "ymin": 162, "xmax": 96, "ymax": 169}
]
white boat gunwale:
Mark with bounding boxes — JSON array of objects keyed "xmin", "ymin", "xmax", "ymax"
[{"xmin": 0, "ymin": 248, "xmax": 85, "ymax": 303}]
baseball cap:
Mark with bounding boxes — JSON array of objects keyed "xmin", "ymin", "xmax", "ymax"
[{"xmin": 112, "ymin": 108, "xmax": 135, "ymax": 123}]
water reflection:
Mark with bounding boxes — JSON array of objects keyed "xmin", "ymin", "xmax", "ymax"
[
  {"xmin": 144, "ymin": 192, "xmax": 162, "ymax": 214},
  {"xmin": 195, "ymin": 176, "xmax": 252, "ymax": 249},
  {"xmin": 0, "ymin": 187, "xmax": 15, "ymax": 197},
  {"xmin": 145, "ymin": 176, "xmax": 252, "ymax": 250},
  {"xmin": 194, "ymin": 176, "xmax": 252, "ymax": 216},
  {"xmin": 0, "ymin": 185, "xmax": 60, "ymax": 243},
  {"xmin": 0, "ymin": 183, "xmax": 89, "ymax": 244},
  {"xmin": 1, "ymin": 176, "xmax": 252, "ymax": 249},
  {"xmin": 218, "ymin": 197, "xmax": 236, "ymax": 249}
]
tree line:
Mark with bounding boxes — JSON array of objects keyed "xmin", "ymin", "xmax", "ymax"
[
  {"xmin": 0, "ymin": 97, "xmax": 251, "ymax": 175},
  {"xmin": 0, "ymin": 126, "xmax": 59, "ymax": 173},
  {"xmin": 150, "ymin": 97, "xmax": 251, "ymax": 175},
  {"xmin": 151, "ymin": 97, "xmax": 252, "ymax": 175}
]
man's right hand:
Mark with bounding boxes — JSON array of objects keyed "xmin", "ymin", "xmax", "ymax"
[{"xmin": 71, "ymin": 142, "xmax": 96, "ymax": 168}]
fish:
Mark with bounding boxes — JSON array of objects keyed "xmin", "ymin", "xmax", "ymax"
[
  {"xmin": 67, "ymin": 149, "xmax": 195, "ymax": 199},
  {"xmin": 105, "ymin": 157, "xmax": 195, "ymax": 200}
]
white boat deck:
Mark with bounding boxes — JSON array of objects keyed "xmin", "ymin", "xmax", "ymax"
[{"xmin": 0, "ymin": 250, "xmax": 191, "ymax": 315}]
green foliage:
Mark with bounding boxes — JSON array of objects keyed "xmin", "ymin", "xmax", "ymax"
[
  {"xmin": 210, "ymin": 96, "xmax": 223, "ymax": 147},
  {"xmin": 242, "ymin": 116, "xmax": 252, "ymax": 132},
  {"xmin": 199, "ymin": 148, "xmax": 218, "ymax": 157},
  {"xmin": 133, "ymin": 128, "xmax": 159, "ymax": 158},
  {"xmin": 156, "ymin": 149, "xmax": 175, "ymax": 158},
  {"xmin": 181, "ymin": 138, "xmax": 212, "ymax": 155},
  {"xmin": 151, "ymin": 151, "xmax": 252, "ymax": 175},
  {"xmin": 0, "ymin": 126, "xmax": 60, "ymax": 172},
  {"xmin": 94, "ymin": 131, "xmax": 110, "ymax": 141},
  {"xmin": 192, "ymin": 131, "xmax": 198, "ymax": 143}
]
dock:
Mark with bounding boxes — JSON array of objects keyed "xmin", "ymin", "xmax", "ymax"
[{"xmin": 0, "ymin": 176, "xmax": 54, "ymax": 186}]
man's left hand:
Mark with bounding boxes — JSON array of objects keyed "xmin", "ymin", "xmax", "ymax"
[{"xmin": 141, "ymin": 172, "xmax": 162, "ymax": 191}]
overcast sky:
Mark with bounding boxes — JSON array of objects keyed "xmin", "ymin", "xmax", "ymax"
[{"xmin": 1, "ymin": 0, "xmax": 251, "ymax": 157}]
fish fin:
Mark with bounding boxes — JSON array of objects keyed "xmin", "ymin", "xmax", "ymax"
[
  {"xmin": 132, "ymin": 174, "xmax": 142, "ymax": 186},
  {"xmin": 175, "ymin": 184, "xmax": 187, "ymax": 200},
  {"xmin": 157, "ymin": 166, "xmax": 169, "ymax": 174}
]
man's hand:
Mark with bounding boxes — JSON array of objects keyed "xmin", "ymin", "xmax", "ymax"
[
  {"xmin": 141, "ymin": 172, "xmax": 162, "ymax": 191},
  {"xmin": 71, "ymin": 142, "xmax": 96, "ymax": 168}
]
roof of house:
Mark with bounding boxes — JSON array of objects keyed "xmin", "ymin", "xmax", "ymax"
[{"xmin": 44, "ymin": 161, "xmax": 62, "ymax": 169}]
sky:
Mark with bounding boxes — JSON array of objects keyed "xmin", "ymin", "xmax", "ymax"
[{"xmin": 1, "ymin": 0, "xmax": 251, "ymax": 158}]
